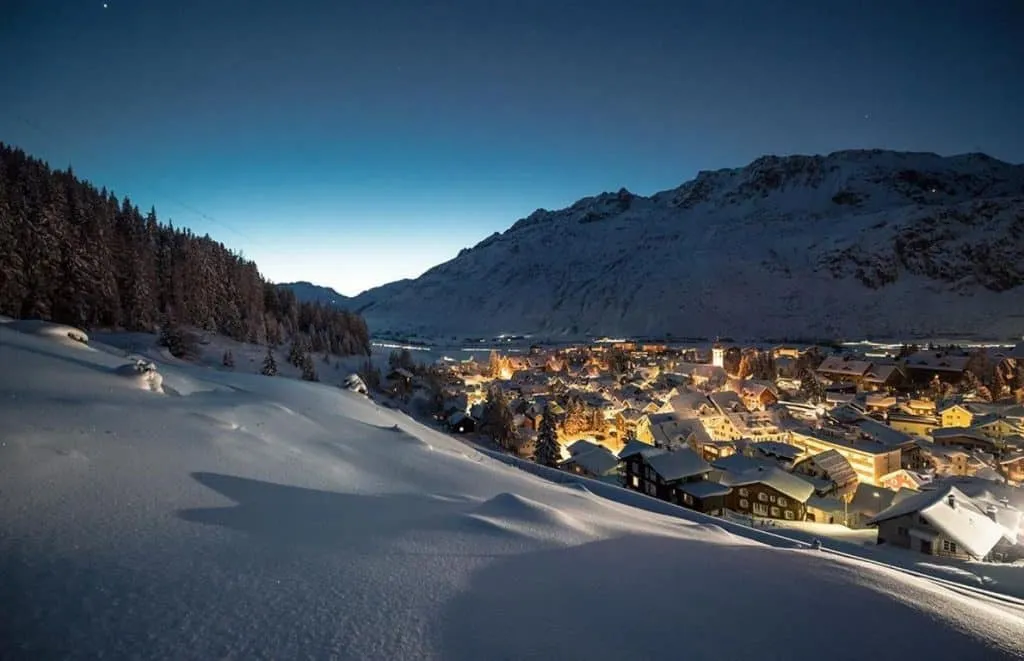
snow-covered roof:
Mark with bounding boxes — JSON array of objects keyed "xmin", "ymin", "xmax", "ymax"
[
  {"xmin": 854, "ymin": 418, "xmax": 915, "ymax": 448},
  {"xmin": 617, "ymin": 439, "xmax": 664, "ymax": 460},
  {"xmin": 750, "ymin": 441, "xmax": 804, "ymax": 461},
  {"xmin": 931, "ymin": 427, "xmax": 994, "ymax": 444},
  {"xmin": 721, "ymin": 466, "xmax": 816, "ymax": 503},
  {"xmin": 562, "ymin": 446, "xmax": 620, "ymax": 476},
  {"xmin": 709, "ymin": 391, "xmax": 746, "ymax": 414},
  {"xmin": 678, "ymin": 480, "xmax": 733, "ymax": 499},
  {"xmin": 867, "ymin": 486, "xmax": 1008, "ymax": 559},
  {"xmin": 646, "ymin": 449, "xmax": 711, "ymax": 482},
  {"xmin": 862, "ymin": 363, "xmax": 901, "ymax": 383},
  {"xmin": 817, "ymin": 356, "xmax": 872, "ymax": 377},
  {"xmin": 566, "ymin": 439, "xmax": 602, "ymax": 457},
  {"xmin": 903, "ymin": 352, "xmax": 970, "ymax": 373},
  {"xmin": 668, "ymin": 392, "xmax": 713, "ymax": 418},
  {"xmin": 802, "ymin": 449, "xmax": 858, "ymax": 486}
]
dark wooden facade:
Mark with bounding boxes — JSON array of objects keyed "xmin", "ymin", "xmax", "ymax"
[{"xmin": 724, "ymin": 482, "xmax": 807, "ymax": 521}]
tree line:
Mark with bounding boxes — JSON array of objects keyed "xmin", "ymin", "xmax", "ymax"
[{"xmin": 0, "ymin": 143, "xmax": 369, "ymax": 356}]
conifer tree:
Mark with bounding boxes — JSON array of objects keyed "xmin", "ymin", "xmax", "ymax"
[
  {"xmin": 261, "ymin": 347, "xmax": 278, "ymax": 376},
  {"xmin": 301, "ymin": 353, "xmax": 319, "ymax": 382},
  {"xmin": 535, "ymin": 405, "xmax": 561, "ymax": 467}
]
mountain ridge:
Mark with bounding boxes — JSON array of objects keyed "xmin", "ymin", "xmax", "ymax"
[{"xmin": 327, "ymin": 149, "xmax": 1024, "ymax": 340}]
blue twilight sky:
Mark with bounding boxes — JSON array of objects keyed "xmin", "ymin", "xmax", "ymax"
[{"xmin": 2, "ymin": 1, "xmax": 1022, "ymax": 295}]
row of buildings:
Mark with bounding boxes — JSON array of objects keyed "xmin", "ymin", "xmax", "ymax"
[{"xmin": 426, "ymin": 340, "xmax": 1024, "ymax": 562}]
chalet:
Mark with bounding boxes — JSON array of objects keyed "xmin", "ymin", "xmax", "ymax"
[
  {"xmin": 644, "ymin": 448, "xmax": 714, "ymax": 500},
  {"xmin": 672, "ymin": 479, "xmax": 732, "ymax": 516},
  {"xmin": 816, "ymin": 356, "xmax": 872, "ymax": 386},
  {"xmin": 904, "ymin": 399, "xmax": 938, "ymax": 416},
  {"xmin": 737, "ymin": 380, "xmax": 779, "ymax": 411},
  {"xmin": 720, "ymin": 466, "xmax": 815, "ymax": 521},
  {"xmin": 861, "ymin": 363, "xmax": 905, "ymax": 392},
  {"xmin": 648, "ymin": 415, "xmax": 707, "ymax": 450},
  {"xmin": 619, "ymin": 440, "xmax": 665, "ymax": 495},
  {"xmin": 673, "ymin": 363, "xmax": 728, "ymax": 389},
  {"xmin": 901, "ymin": 351, "xmax": 970, "ymax": 384},
  {"xmin": 864, "ymin": 393, "xmax": 897, "ymax": 412},
  {"xmin": 879, "ymin": 469, "xmax": 932, "ymax": 491},
  {"xmin": 868, "ymin": 486, "xmax": 1019, "ymax": 561},
  {"xmin": 939, "ymin": 403, "xmax": 976, "ymax": 429},
  {"xmin": 560, "ymin": 444, "xmax": 620, "ymax": 481},
  {"xmin": 792, "ymin": 449, "xmax": 859, "ymax": 495},
  {"xmin": 1000, "ymin": 452, "xmax": 1024, "ymax": 484},
  {"xmin": 447, "ymin": 412, "xmax": 476, "ymax": 434},
  {"xmin": 972, "ymin": 415, "xmax": 1024, "ymax": 443},
  {"xmin": 616, "ymin": 409, "xmax": 654, "ymax": 444}
]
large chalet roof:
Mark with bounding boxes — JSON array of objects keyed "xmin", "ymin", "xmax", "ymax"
[
  {"xmin": 853, "ymin": 418, "xmax": 918, "ymax": 448},
  {"xmin": 650, "ymin": 417, "xmax": 703, "ymax": 447},
  {"xmin": 867, "ymin": 486, "xmax": 1009, "ymax": 559},
  {"xmin": 902, "ymin": 351, "xmax": 970, "ymax": 373},
  {"xmin": 721, "ymin": 466, "xmax": 816, "ymax": 503},
  {"xmin": 816, "ymin": 356, "xmax": 872, "ymax": 377},
  {"xmin": 561, "ymin": 446, "xmax": 619, "ymax": 476},
  {"xmin": 646, "ymin": 449, "xmax": 712, "ymax": 482}
]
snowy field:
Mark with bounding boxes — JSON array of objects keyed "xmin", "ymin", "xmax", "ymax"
[{"xmin": 2, "ymin": 322, "xmax": 1024, "ymax": 659}]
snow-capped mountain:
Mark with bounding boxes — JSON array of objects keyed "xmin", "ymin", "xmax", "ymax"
[
  {"xmin": 352, "ymin": 150, "xmax": 1024, "ymax": 340},
  {"xmin": 280, "ymin": 281, "xmax": 352, "ymax": 307}
]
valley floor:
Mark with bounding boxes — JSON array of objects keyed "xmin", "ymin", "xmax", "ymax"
[{"xmin": 2, "ymin": 322, "xmax": 1024, "ymax": 660}]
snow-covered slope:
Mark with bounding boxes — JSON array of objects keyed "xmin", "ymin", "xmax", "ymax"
[
  {"xmin": 2, "ymin": 324, "xmax": 1024, "ymax": 659},
  {"xmin": 353, "ymin": 150, "xmax": 1024, "ymax": 340}
]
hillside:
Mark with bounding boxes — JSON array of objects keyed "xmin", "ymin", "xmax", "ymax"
[
  {"xmin": 279, "ymin": 280, "xmax": 352, "ymax": 307},
  {"xmin": 352, "ymin": 150, "xmax": 1024, "ymax": 341},
  {"xmin": 0, "ymin": 143, "xmax": 370, "ymax": 356},
  {"xmin": 2, "ymin": 320, "xmax": 1024, "ymax": 659}
]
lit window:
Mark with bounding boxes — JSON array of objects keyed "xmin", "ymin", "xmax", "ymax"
[
  {"xmin": 758, "ymin": 492, "xmax": 769, "ymax": 502},
  {"xmin": 769, "ymin": 495, "xmax": 777, "ymax": 504},
  {"xmin": 753, "ymin": 503, "xmax": 769, "ymax": 516},
  {"xmin": 784, "ymin": 510, "xmax": 795, "ymax": 521},
  {"xmin": 770, "ymin": 507, "xmax": 780, "ymax": 517},
  {"xmin": 739, "ymin": 488, "xmax": 749, "ymax": 497},
  {"xmin": 942, "ymin": 539, "xmax": 958, "ymax": 554},
  {"xmin": 631, "ymin": 475, "xmax": 639, "ymax": 488},
  {"xmin": 739, "ymin": 498, "xmax": 749, "ymax": 509},
  {"xmin": 778, "ymin": 497, "xmax": 788, "ymax": 507},
  {"xmin": 683, "ymin": 493, "xmax": 694, "ymax": 505}
]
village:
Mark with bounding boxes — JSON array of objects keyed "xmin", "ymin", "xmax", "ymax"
[{"xmin": 372, "ymin": 338, "xmax": 1024, "ymax": 564}]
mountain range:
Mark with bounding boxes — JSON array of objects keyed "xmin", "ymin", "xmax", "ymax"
[{"xmin": 293, "ymin": 150, "xmax": 1024, "ymax": 341}]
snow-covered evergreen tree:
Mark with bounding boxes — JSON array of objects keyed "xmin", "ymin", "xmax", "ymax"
[
  {"xmin": 261, "ymin": 347, "xmax": 278, "ymax": 376},
  {"xmin": 535, "ymin": 405, "xmax": 561, "ymax": 467}
]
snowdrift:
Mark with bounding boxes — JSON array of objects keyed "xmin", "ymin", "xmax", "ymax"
[{"xmin": 1, "ymin": 324, "xmax": 1023, "ymax": 660}]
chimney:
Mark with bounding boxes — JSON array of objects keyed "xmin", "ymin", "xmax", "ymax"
[
  {"xmin": 986, "ymin": 505, "xmax": 998, "ymax": 521},
  {"xmin": 947, "ymin": 493, "xmax": 956, "ymax": 509}
]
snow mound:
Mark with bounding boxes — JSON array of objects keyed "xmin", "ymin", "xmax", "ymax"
[
  {"xmin": 7, "ymin": 319, "xmax": 90, "ymax": 347},
  {"xmin": 112, "ymin": 359, "xmax": 164, "ymax": 393},
  {"xmin": 464, "ymin": 492, "xmax": 595, "ymax": 541}
]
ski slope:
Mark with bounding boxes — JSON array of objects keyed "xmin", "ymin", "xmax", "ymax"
[{"xmin": 2, "ymin": 321, "xmax": 1024, "ymax": 660}]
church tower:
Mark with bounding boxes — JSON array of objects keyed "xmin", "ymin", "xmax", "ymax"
[{"xmin": 711, "ymin": 339, "xmax": 725, "ymax": 369}]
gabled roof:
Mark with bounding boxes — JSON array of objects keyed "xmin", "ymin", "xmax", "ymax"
[
  {"xmin": 561, "ymin": 446, "xmax": 620, "ymax": 476},
  {"xmin": 669, "ymin": 392, "xmax": 714, "ymax": 418},
  {"xmin": 566, "ymin": 439, "xmax": 602, "ymax": 457},
  {"xmin": 931, "ymin": 427, "xmax": 994, "ymax": 444},
  {"xmin": 617, "ymin": 439, "xmax": 664, "ymax": 461},
  {"xmin": 817, "ymin": 356, "xmax": 872, "ymax": 377},
  {"xmin": 800, "ymin": 449, "xmax": 858, "ymax": 486},
  {"xmin": 854, "ymin": 418, "xmax": 916, "ymax": 448},
  {"xmin": 709, "ymin": 391, "xmax": 747, "ymax": 414},
  {"xmin": 903, "ymin": 352, "xmax": 970, "ymax": 373},
  {"xmin": 646, "ymin": 449, "xmax": 712, "ymax": 482},
  {"xmin": 711, "ymin": 453, "xmax": 777, "ymax": 474},
  {"xmin": 862, "ymin": 363, "xmax": 902, "ymax": 383},
  {"xmin": 751, "ymin": 441, "xmax": 804, "ymax": 462},
  {"xmin": 867, "ymin": 486, "xmax": 1008, "ymax": 559},
  {"xmin": 721, "ymin": 466, "xmax": 816, "ymax": 502}
]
